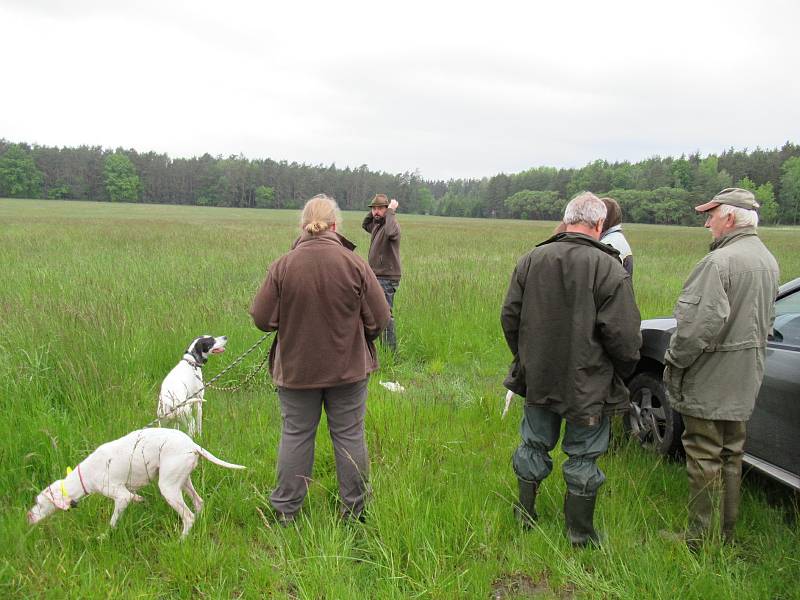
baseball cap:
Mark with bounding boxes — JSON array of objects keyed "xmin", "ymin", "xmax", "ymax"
[{"xmin": 695, "ymin": 187, "xmax": 760, "ymax": 213}]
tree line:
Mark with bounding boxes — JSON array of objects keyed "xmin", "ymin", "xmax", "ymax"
[{"xmin": 2, "ymin": 138, "xmax": 800, "ymax": 224}]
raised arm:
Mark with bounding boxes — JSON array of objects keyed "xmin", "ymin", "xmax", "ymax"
[
  {"xmin": 382, "ymin": 200, "xmax": 401, "ymax": 240},
  {"xmin": 362, "ymin": 213, "xmax": 375, "ymax": 234}
]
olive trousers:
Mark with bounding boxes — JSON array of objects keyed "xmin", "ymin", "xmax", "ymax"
[
  {"xmin": 681, "ymin": 415, "xmax": 747, "ymax": 542},
  {"xmin": 271, "ymin": 379, "xmax": 370, "ymax": 518},
  {"xmin": 513, "ymin": 405, "xmax": 610, "ymax": 497}
]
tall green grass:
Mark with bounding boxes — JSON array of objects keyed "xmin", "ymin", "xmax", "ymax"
[{"xmin": 1, "ymin": 199, "xmax": 798, "ymax": 599}]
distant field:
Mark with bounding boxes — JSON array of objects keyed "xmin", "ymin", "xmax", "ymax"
[{"xmin": 1, "ymin": 199, "xmax": 798, "ymax": 599}]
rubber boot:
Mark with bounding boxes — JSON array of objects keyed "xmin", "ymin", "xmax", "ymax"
[
  {"xmin": 514, "ymin": 479, "xmax": 538, "ymax": 529},
  {"xmin": 687, "ymin": 475, "xmax": 714, "ymax": 549},
  {"xmin": 721, "ymin": 460, "xmax": 742, "ymax": 544},
  {"xmin": 564, "ymin": 492, "xmax": 600, "ymax": 547}
]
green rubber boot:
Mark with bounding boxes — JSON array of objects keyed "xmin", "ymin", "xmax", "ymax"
[
  {"xmin": 564, "ymin": 492, "xmax": 600, "ymax": 547},
  {"xmin": 514, "ymin": 479, "xmax": 538, "ymax": 529}
]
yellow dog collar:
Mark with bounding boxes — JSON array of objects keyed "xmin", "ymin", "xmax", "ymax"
[{"xmin": 60, "ymin": 467, "xmax": 73, "ymax": 508}]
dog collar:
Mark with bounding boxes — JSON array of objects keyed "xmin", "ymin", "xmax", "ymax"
[
  {"xmin": 59, "ymin": 481, "xmax": 71, "ymax": 506},
  {"xmin": 75, "ymin": 464, "xmax": 89, "ymax": 495},
  {"xmin": 182, "ymin": 357, "xmax": 201, "ymax": 369}
]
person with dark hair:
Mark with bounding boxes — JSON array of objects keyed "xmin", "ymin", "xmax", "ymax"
[
  {"xmin": 599, "ymin": 197, "xmax": 633, "ymax": 276},
  {"xmin": 250, "ymin": 194, "xmax": 390, "ymax": 525},
  {"xmin": 362, "ymin": 193, "xmax": 402, "ymax": 351}
]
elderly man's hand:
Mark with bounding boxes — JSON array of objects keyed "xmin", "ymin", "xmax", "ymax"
[
  {"xmin": 663, "ymin": 363, "xmax": 684, "ymax": 404},
  {"xmin": 389, "ymin": 199, "xmax": 399, "ymax": 211}
]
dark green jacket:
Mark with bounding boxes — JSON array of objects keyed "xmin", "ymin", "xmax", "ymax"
[
  {"xmin": 664, "ymin": 227, "xmax": 779, "ymax": 420},
  {"xmin": 501, "ymin": 233, "xmax": 642, "ymax": 426},
  {"xmin": 362, "ymin": 210, "xmax": 401, "ymax": 280}
]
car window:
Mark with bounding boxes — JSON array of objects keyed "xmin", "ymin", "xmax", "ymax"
[{"xmin": 773, "ymin": 289, "xmax": 800, "ymax": 348}]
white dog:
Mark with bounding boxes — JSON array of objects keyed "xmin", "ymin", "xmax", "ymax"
[
  {"xmin": 27, "ymin": 428, "xmax": 245, "ymax": 538},
  {"xmin": 158, "ymin": 335, "xmax": 227, "ymax": 437}
]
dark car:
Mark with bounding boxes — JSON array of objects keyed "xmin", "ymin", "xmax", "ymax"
[{"xmin": 625, "ymin": 276, "xmax": 800, "ymax": 491}]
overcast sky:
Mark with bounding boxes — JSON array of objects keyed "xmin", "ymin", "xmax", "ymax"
[{"xmin": 2, "ymin": 0, "xmax": 799, "ymax": 180}]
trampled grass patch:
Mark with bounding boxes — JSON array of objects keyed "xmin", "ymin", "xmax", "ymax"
[{"xmin": 1, "ymin": 199, "xmax": 798, "ymax": 599}]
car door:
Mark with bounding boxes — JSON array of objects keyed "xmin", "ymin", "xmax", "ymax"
[{"xmin": 745, "ymin": 284, "xmax": 800, "ymax": 484}]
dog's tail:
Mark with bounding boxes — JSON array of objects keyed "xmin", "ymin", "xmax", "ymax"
[{"xmin": 194, "ymin": 446, "xmax": 246, "ymax": 470}]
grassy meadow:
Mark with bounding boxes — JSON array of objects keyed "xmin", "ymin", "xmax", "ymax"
[{"xmin": 1, "ymin": 198, "xmax": 799, "ymax": 599}]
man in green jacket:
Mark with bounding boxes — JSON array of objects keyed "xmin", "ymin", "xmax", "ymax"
[
  {"xmin": 664, "ymin": 188, "xmax": 779, "ymax": 548},
  {"xmin": 501, "ymin": 192, "xmax": 641, "ymax": 546}
]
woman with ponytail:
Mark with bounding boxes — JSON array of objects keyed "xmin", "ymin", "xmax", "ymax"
[{"xmin": 250, "ymin": 194, "xmax": 391, "ymax": 525}]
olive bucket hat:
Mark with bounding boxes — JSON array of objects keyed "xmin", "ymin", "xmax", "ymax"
[
  {"xmin": 695, "ymin": 187, "xmax": 760, "ymax": 213},
  {"xmin": 368, "ymin": 194, "xmax": 389, "ymax": 208}
]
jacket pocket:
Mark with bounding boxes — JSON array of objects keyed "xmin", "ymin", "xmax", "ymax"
[{"xmin": 674, "ymin": 293, "xmax": 701, "ymax": 323}]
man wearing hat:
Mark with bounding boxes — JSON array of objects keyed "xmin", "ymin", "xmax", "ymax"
[
  {"xmin": 664, "ymin": 187, "xmax": 779, "ymax": 549},
  {"xmin": 362, "ymin": 194, "xmax": 401, "ymax": 351}
]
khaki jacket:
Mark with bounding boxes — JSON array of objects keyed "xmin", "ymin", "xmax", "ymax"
[
  {"xmin": 362, "ymin": 210, "xmax": 401, "ymax": 280},
  {"xmin": 664, "ymin": 227, "xmax": 779, "ymax": 420},
  {"xmin": 250, "ymin": 231, "xmax": 391, "ymax": 389},
  {"xmin": 501, "ymin": 233, "xmax": 642, "ymax": 427}
]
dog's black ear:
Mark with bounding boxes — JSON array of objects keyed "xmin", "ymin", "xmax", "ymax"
[
  {"xmin": 186, "ymin": 337, "xmax": 205, "ymax": 362},
  {"xmin": 198, "ymin": 337, "xmax": 215, "ymax": 355},
  {"xmin": 186, "ymin": 337, "xmax": 201, "ymax": 355}
]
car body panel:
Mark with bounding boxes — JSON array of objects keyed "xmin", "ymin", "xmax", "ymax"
[{"xmin": 639, "ymin": 318, "xmax": 675, "ymax": 365}]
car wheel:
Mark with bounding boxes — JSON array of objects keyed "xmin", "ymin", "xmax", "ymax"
[{"xmin": 624, "ymin": 371, "xmax": 684, "ymax": 457}]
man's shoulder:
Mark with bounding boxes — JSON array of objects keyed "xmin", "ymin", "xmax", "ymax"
[
  {"xmin": 688, "ymin": 251, "xmax": 721, "ymax": 279},
  {"xmin": 538, "ymin": 236, "xmax": 623, "ymax": 268},
  {"xmin": 520, "ymin": 238, "xmax": 622, "ymax": 277},
  {"xmin": 707, "ymin": 233, "xmax": 772, "ymax": 269}
]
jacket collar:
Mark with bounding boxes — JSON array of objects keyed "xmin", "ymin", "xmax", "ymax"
[
  {"xmin": 538, "ymin": 231, "xmax": 621, "ymax": 259},
  {"xmin": 709, "ymin": 226, "xmax": 758, "ymax": 251},
  {"xmin": 292, "ymin": 230, "xmax": 357, "ymax": 251}
]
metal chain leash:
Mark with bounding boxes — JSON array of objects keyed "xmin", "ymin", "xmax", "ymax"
[
  {"xmin": 204, "ymin": 344, "xmax": 272, "ymax": 393},
  {"xmin": 142, "ymin": 332, "xmax": 273, "ymax": 429},
  {"xmin": 203, "ymin": 332, "xmax": 273, "ymax": 392}
]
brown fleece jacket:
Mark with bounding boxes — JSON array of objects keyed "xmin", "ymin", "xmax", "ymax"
[{"xmin": 250, "ymin": 231, "xmax": 391, "ymax": 389}]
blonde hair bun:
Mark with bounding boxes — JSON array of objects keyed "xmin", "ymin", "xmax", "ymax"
[
  {"xmin": 304, "ymin": 220, "xmax": 330, "ymax": 234},
  {"xmin": 300, "ymin": 194, "xmax": 341, "ymax": 235}
]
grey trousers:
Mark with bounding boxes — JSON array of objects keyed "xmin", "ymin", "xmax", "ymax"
[
  {"xmin": 513, "ymin": 405, "xmax": 610, "ymax": 497},
  {"xmin": 271, "ymin": 378, "xmax": 370, "ymax": 517},
  {"xmin": 681, "ymin": 415, "xmax": 747, "ymax": 541}
]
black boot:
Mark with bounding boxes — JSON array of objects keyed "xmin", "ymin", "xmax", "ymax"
[
  {"xmin": 514, "ymin": 479, "xmax": 538, "ymax": 529},
  {"xmin": 564, "ymin": 492, "xmax": 600, "ymax": 547}
]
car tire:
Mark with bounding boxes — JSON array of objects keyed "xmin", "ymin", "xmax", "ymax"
[{"xmin": 624, "ymin": 371, "xmax": 684, "ymax": 458}]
